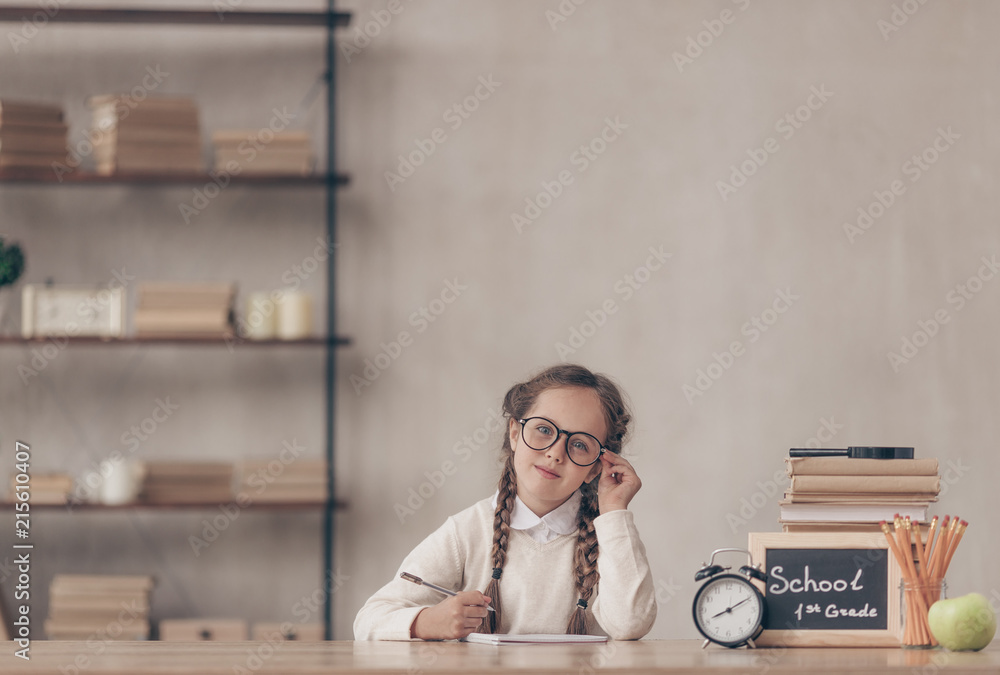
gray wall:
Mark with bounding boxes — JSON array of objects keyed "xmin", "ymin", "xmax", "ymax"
[{"xmin": 1, "ymin": 0, "xmax": 998, "ymax": 642}]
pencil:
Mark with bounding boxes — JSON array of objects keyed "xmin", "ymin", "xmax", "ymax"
[
  {"xmin": 400, "ymin": 572, "xmax": 495, "ymax": 612},
  {"xmin": 941, "ymin": 520, "xmax": 968, "ymax": 579}
]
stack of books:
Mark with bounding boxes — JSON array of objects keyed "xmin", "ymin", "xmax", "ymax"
[
  {"xmin": 134, "ymin": 282, "xmax": 236, "ymax": 339},
  {"xmin": 0, "ymin": 99, "xmax": 68, "ymax": 171},
  {"xmin": 9, "ymin": 473, "xmax": 74, "ymax": 504},
  {"xmin": 44, "ymin": 574, "xmax": 153, "ymax": 640},
  {"xmin": 211, "ymin": 130, "xmax": 313, "ymax": 176},
  {"xmin": 237, "ymin": 459, "xmax": 327, "ymax": 504},
  {"xmin": 88, "ymin": 95, "xmax": 202, "ymax": 175},
  {"xmin": 139, "ymin": 462, "xmax": 234, "ymax": 504},
  {"xmin": 780, "ymin": 456, "xmax": 940, "ymax": 533}
]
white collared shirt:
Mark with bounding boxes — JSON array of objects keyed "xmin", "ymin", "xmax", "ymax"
[{"xmin": 489, "ymin": 489, "xmax": 581, "ymax": 544}]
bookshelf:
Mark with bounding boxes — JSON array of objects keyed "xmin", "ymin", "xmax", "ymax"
[
  {"xmin": 0, "ymin": 3, "xmax": 348, "ymax": 639},
  {"xmin": 0, "ymin": 168, "xmax": 350, "ymax": 186},
  {"xmin": 0, "ymin": 501, "xmax": 348, "ymax": 511},
  {"xmin": 0, "ymin": 336, "xmax": 352, "ymax": 346}
]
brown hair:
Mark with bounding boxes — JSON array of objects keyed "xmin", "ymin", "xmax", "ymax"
[{"xmin": 478, "ymin": 363, "xmax": 632, "ymax": 635}]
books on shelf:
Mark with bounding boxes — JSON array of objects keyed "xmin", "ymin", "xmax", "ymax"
[
  {"xmin": 87, "ymin": 95, "xmax": 202, "ymax": 175},
  {"xmin": 7, "ymin": 472, "xmax": 74, "ymax": 504},
  {"xmin": 45, "ymin": 574, "xmax": 154, "ymax": 640},
  {"xmin": 211, "ymin": 129, "xmax": 314, "ymax": 176},
  {"xmin": 779, "ymin": 455, "xmax": 940, "ymax": 533},
  {"xmin": 139, "ymin": 462, "xmax": 234, "ymax": 504},
  {"xmin": 237, "ymin": 458, "xmax": 327, "ymax": 503},
  {"xmin": 0, "ymin": 99, "xmax": 68, "ymax": 171},
  {"xmin": 134, "ymin": 281, "xmax": 235, "ymax": 339}
]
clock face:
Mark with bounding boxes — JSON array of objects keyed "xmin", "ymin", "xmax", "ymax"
[{"xmin": 693, "ymin": 575, "xmax": 764, "ymax": 646}]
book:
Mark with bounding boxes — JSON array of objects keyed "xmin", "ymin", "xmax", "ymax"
[
  {"xmin": 788, "ymin": 474, "xmax": 940, "ymax": 494},
  {"xmin": 0, "ymin": 99, "xmax": 63, "ymax": 124},
  {"xmin": 0, "ymin": 132, "xmax": 69, "ymax": 154},
  {"xmin": 781, "ymin": 520, "xmax": 930, "ymax": 536},
  {"xmin": 212, "ymin": 129, "xmax": 310, "ymax": 145},
  {"xmin": 87, "ymin": 94, "xmax": 199, "ymax": 110},
  {"xmin": 50, "ymin": 574, "xmax": 154, "ymax": 592},
  {"xmin": 781, "ymin": 493, "xmax": 937, "ymax": 504},
  {"xmin": 0, "ymin": 153, "xmax": 67, "ymax": 169},
  {"xmin": 779, "ymin": 502, "xmax": 928, "ymax": 522},
  {"xmin": 785, "ymin": 457, "xmax": 939, "ymax": 476},
  {"xmin": 462, "ymin": 633, "xmax": 608, "ymax": 645}
]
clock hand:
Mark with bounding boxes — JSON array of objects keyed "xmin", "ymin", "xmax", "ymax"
[
  {"xmin": 710, "ymin": 596, "xmax": 752, "ymax": 619},
  {"xmin": 729, "ymin": 597, "xmax": 751, "ymax": 611}
]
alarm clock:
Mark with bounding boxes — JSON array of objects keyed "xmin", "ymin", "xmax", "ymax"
[{"xmin": 692, "ymin": 547, "xmax": 768, "ymax": 649}]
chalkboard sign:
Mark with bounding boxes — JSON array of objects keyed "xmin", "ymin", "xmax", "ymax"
[{"xmin": 748, "ymin": 533, "xmax": 902, "ymax": 647}]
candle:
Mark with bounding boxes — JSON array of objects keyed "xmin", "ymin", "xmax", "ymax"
[
  {"xmin": 276, "ymin": 291, "xmax": 312, "ymax": 340},
  {"xmin": 244, "ymin": 291, "xmax": 277, "ymax": 340}
]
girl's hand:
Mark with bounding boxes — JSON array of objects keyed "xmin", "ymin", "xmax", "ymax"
[
  {"xmin": 597, "ymin": 452, "xmax": 641, "ymax": 513},
  {"xmin": 410, "ymin": 591, "xmax": 491, "ymax": 640}
]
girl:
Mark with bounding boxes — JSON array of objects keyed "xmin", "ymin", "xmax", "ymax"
[{"xmin": 354, "ymin": 364, "xmax": 656, "ymax": 640}]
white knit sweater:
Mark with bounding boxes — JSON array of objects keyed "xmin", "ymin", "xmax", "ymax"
[{"xmin": 353, "ymin": 497, "xmax": 657, "ymax": 640}]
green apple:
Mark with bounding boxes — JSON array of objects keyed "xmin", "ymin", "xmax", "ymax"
[{"xmin": 927, "ymin": 593, "xmax": 997, "ymax": 651}]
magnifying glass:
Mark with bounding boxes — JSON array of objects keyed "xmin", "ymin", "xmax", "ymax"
[{"xmin": 788, "ymin": 446, "xmax": 914, "ymax": 459}]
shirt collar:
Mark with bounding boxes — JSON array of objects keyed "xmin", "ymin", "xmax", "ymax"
[{"xmin": 490, "ymin": 489, "xmax": 581, "ymax": 536}]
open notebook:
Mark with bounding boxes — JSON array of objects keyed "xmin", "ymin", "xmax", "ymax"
[{"xmin": 462, "ymin": 633, "xmax": 608, "ymax": 645}]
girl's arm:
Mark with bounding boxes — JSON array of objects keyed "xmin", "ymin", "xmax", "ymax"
[
  {"xmin": 590, "ymin": 508, "xmax": 658, "ymax": 639},
  {"xmin": 353, "ymin": 516, "xmax": 484, "ymax": 640},
  {"xmin": 590, "ymin": 453, "xmax": 657, "ymax": 639}
]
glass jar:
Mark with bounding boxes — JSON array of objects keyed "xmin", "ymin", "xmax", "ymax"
[{"xmin": 900, "ymin": 578, "xmax": 947, "ymax": 648}]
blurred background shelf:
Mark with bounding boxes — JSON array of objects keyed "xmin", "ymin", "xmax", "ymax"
[
  {"xmin": 0, "ymin": 500, "xmax": 348, "ymax": 511},
  {"xmin": 0, "ymin": 7, "xmax": 351, "ymax": 27},
  {"xmin": 0, "ymin": 336, "xmax": 353, "ymax": 347},
  {"xmin": 0, "ymin": 169, "xmax": 351, "ymax": 186}
]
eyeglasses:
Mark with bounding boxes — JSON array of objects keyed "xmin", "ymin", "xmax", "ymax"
[{"xmin": 518, "ymin": 417, "xmax": 606, "ymax": 467}]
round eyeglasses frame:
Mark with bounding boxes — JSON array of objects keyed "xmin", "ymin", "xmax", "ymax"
[{"xmin": 518, "ymin": 417, "xmax": 607, "ymax": 467}]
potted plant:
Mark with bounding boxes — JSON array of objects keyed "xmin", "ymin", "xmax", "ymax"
[{"xmin": 0, "ymin": 237, "xmax": 25, "ymax": 333}]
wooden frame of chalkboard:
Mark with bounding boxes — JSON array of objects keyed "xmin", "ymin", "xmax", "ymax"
[{"xmin": 748, "ymin": 533, "xmax": 902, "ymax": 647}]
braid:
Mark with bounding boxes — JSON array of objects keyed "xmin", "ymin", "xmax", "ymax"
[
  {"xmin": 566, "ymin": 479, "xmax": 601, "ymax": 634},
  {"xmin": 478, "ymin": 453, "xmax": 516, "ymax": 633}
]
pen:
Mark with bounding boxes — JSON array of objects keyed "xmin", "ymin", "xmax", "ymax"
[{"xmin": 400, "ymin": 572, "xmax": 495, "ymax": 612}]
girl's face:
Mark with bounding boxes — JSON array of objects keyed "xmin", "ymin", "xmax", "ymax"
[{"xmin": 508, "ymin": 386, "xmax": 608, "ymax": 517}]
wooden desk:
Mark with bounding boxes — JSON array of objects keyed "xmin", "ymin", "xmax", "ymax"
[{"xmin": 2, "ymin": 640, "xmax": 998, "ymax": 674}]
